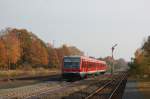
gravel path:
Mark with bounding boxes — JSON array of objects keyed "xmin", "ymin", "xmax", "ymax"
[
  {"xmin": 123, "ymin": 80, "xmax": 144, "ymax": 99},
  {"xmin": 0, "ymin": 81, "xmax": 65, "ymax": 99}
]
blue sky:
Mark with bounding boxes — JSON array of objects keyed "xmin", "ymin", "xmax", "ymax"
[{"xmin": 0, "ymin": 0, "xmax": 149, "ymax": 61}]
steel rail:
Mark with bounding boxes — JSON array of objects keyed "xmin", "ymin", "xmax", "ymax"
[
  {"xmin": 108, "ymin": 73, "xmax": 127, "ymax": 99},
  {"xmin": 85, "ymin": 79, "xmax": 114, "ymax": 99},
  {"xmin": 85, "ymin": 72, "xmax": 127, "ymax": 99}
]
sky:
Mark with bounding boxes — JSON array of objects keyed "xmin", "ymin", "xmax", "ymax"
[{"xmin": 0, "ymin": 0, "xmax": 149, "ymax": 61}]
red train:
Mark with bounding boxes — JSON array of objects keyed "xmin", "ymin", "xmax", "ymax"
[{"xmin": 62, "ymin": 56, "xmax": 108, "ymax": 79}]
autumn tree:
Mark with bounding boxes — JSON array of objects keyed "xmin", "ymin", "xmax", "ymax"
[
  {"xmin": 0, "ymin": 29, "xmax": 21, "ymax": 69},
  {"xmin": 0, "ymin": 27, "xmax": 84, "ymax": 70},
  {"xmin": 0, "ymin": 28, "xmax": 49, "ymax": 69},
  {"xmin": 47, "ymin": 43, "xmax": 60, "ymax": 68},
  {"xmin": 0, "ymin": 39, "xmax": 7, "ymax": 69},
  {"xmin": 10, "ymin": 28, "xmax": 49, "ymax": 67},
  {"xmin": 141, "ymin": 36, "xmax": 150, "ymax": 75},
  {"xmin": 15, "ymin": 29, "xmax": 32, "ymax": 64},
  {"xmin": 29, "ymin": 38, "xmax": 48, "ymax": 67},
  {"xmin": 132, "ymin": 36, "xmax": 150, "ymax": 77}
]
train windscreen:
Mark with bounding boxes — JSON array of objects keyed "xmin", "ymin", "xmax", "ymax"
[{"xmin": 63, "ymin": 57, "xmax": 80, "ymax": 69}]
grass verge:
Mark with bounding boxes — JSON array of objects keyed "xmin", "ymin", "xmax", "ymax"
[{"xmin": 0, "ymin": 68, "xmax": 60, "ymax": 79}]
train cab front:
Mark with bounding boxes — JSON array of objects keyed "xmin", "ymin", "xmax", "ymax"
[{"xmin": 62, "ymin": 56, "xmax": 81, "ymax": 80}]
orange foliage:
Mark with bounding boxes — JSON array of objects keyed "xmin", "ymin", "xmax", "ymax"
[
  {"xmin": 30, "ymin": 39, "xmax": 48, "ymax": 66},
  {"xmin": 0, "ymin": 40, "xmax": 7, "ymax": 68}
]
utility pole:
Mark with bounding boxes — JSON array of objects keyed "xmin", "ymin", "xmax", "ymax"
[{"xmin": 111, "ymin": 44, "xmax": 117, "ymax": 75}]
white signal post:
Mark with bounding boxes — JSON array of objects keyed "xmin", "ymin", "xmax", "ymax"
[{"xmin": 111, "ymin": 44, "xmax": 117, "ymax": 75}]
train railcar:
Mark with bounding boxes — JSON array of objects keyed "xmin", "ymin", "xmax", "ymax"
[{"xmin": 62, "ymin": 56, "xmax": 108, "ymax": 79}]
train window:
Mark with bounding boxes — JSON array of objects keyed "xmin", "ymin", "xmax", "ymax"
[
  {"xmin": 63, "ymin": 57, "xmax": 80, "ymax": 68},
  {"xmin": 64, "ymin": 62, "xmax": 80, "ymax": 68}
]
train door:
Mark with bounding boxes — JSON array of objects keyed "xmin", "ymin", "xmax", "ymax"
[
  {"xmin": 81, "ymin": 59, "xmax": 84, "ymax": 72},
  {"xmin": 83, "ymin": 60, "xmax": 86, "ymax": 72},
  {"xmin": 80, "ymin": 58, "xmax": 85, "ymax": 72},
  {"xmin": 81, "ymin": 59, "xmax": 88, "ymax": 78}
]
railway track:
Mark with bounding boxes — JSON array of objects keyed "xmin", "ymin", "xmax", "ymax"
[
  {"xmin": 62, "ymin": 71, "xmax": 128, "ymax": 99},
  {"xmin": 0, "ymin": 72, "xmax": 127, "ymax": 99},
  {"xmin": 20, "ymin": 74, "xmax": 112, "ymax": 99},
  {"xmin": 84, "ymin": 72, "xmax": 127, "ymax": 99},
  {"xmin": 22, "ymin": 75, "xmax": 109, "ymax": 99},
  {"xmin": 0, "ymin": 74, "xmax": 111, "ymax": 99}
]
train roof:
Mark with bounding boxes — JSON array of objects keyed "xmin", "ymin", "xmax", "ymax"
[
  {"xmin": 64, "ymin": 56, "xmax": 106, "ymax": 64},
  {"xmin": 64, "ymin": 56, "xmax": 80, "ymax": 58}
]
